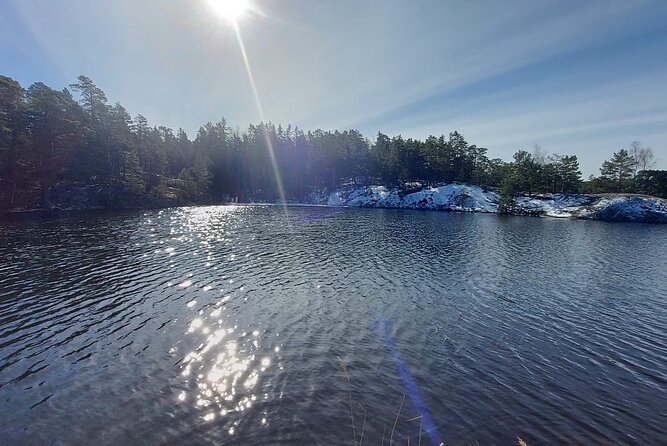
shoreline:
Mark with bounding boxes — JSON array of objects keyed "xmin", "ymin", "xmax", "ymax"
[
  {"xmin": 2, "ymin": 184, "xmax": 666, "ymax": 224},
  {"xmin": 312, "ymin": 184, "xmax": 667, "ymax": 224}
]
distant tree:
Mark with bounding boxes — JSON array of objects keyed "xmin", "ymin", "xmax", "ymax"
[
  {"xmin": 4, "ymin": 72, "xmax": 665, "ymax": 210},
  {"xmin": 468, "ymin": 144, "xmax": 489, "ymax": 185},
  {"xmin": 108, "ymin": 103, "xmax": 144, "ymax": 197},
  {"xmin": 629, "ymin": 141, "xmax": 655, "ymax": 174},
  {"xmin": 560, "ymin": 155, "xmax": 582, "ymax": 193},
  {"xmin": 484, "ymin": 158, "xmax": 507, "ymax": 188},
  {"xmin": 70, "ymin": 75, "xmax": 108, "ymax": 123},
  {"xmin": 511, "ymin": 150, "xmax": 539, "ymax": 195},
  {"xmin": 581, "ymin": 174, "xmax": 608, "ymax": 194},
  {"xmin": 600, "ymin": 149, "xmax": 637, "ymax": 192},
  {"xmin": 25, "ymin": 83, "xmax": 86, "ymax": 206},
  {"xmin": 341, "ymin": 129, "xmax": 372, "ymax": 183},
  {"xmin": 178, "ymin": 160, "xmax": 211, "ymax": 202},
  {"xmin": 194, "ymin": 120, "xmax": 227, "ymax": 199},
  {"xmin": 549, "ymin": 154, "xmax": 581, "ymax": 193},
  {"xmin": 371, "ymin": 132, "xmax": 396, "ymax": 184},
  {"xmin": 532, "ymin": 143, "xmax": 547, "ymax": 166},
  {"xmin": 0, "ymin": 75, "xmax": 27, "ymax": 206},
  {"xmin": 635, "ymin": 170, "xmax": 667, "ymax": 198},
  {"xmin": 68, "ymin": 76, "xmax": 114, "ymax": 187},
  {"xmin": 420, "ymin": 135, "xmax": 440, "ymax": 184},
  {"xmin": 499, "ymin": 165, "xmax": 519, "ymax": 213},
  {"xmin": 447, "ymin": 131, "xmax": 471, "ymax": 182}
]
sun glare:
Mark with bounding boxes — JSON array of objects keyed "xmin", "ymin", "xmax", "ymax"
[{"xmin": 208, "ymin": 0, "xmax": 250, "ymax": 21}]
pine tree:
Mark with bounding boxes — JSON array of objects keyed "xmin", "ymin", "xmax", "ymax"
[
  {"xmin": 635, "ymin": 170, "xmax": 667, "ymax": 198},
  {"xmin": 25, "ymin": 83, "xmax": 85, "ymax": 207},
  {"xmin": 4, "ymin": 72, "xmax": 665, "ymax": 210},
  {"xmin": 0, "ymin": 76, "xmax": 27, "ymax": 207},
  {"xmin": 511, "ymin": 150, "xmax": 539, "ymax": 195},
  {"xmin": 559, "ymin": 155, "xmax": 582, "ymax": 193},
  {"xmin": 108, "ymin": 103, "xmax": 144, "ymax": 196},
  {"xmin": 70, "ymin": 75, "xmax": 108, "ymax": 123},
  {"xmin": 548, "ymin": 154, "xmax": 581, "ymax": 193},
  {"xmin": 600, "ymin": 149, "xmax": 636, "ymax": 192}
]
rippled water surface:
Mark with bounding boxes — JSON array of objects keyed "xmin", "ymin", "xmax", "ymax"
[{"xmin": 1, "ymin": 206, "xmax": 666, "ymax": 445}]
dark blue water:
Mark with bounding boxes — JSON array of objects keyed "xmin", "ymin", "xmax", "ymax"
[{"xmin": 1, "ymin": 206, "xmax": 666, "ymax": 445}]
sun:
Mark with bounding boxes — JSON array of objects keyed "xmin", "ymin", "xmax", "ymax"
[{"xmin": 207, "ymin": 0, "xmax": 250, "ymax": 21}]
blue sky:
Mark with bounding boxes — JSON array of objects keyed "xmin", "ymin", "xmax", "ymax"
[{"xmin": 1, "ymin": 0, "xmax": 666, "ymax": 175}]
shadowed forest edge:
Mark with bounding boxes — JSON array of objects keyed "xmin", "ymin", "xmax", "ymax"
[{"xmin": 1, "ymin": 75, "xmax": 665, "ymax": 211}]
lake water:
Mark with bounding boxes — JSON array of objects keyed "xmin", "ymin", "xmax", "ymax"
[{"xmin": 1, "ymin": 205, "xmax": 666, "ymax": 445}]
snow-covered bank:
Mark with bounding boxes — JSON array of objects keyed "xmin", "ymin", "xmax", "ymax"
[
  {"xmin": 309, "ymin": 184, "xmax": 667, "ymax": 223},
  {"xmin": 324, "ymin": 184, "xmax": 500, "ymax": 213}
]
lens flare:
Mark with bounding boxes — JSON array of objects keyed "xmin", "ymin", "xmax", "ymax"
[
  {"xmin": 233, "ymin": 22, "xmax": 288, "ymax": 206},
  {"xmin": 207, "ymin": 0, "xmax": 288, "ymax": 208}
]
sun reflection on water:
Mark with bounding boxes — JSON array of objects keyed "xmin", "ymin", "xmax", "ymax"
[
  {"xmin": 176, "ymin": 293, "xmax": 273, "ymax": 430},
  {"xmin": 179, "ymin": 313, "xmax": 272, "ymax": 426},
  {"xmin": 152, "ymin": 206, "xmax": 280, "ymax": 433}
]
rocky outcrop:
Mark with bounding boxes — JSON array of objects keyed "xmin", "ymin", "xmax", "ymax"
[{"xmin": 310, "ymin": 184, "xmax": 667, "ymax": 224}]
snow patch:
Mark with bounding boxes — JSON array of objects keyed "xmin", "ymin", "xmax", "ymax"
[
  {"xmin": 330, "ymin": 184, "xmax": 499, "ymax": 213},
  {"xmin": 327, "ymin": 192, "xmax": 344, "ymax": 206},
  {"xmin": 590, "ymin": 196, "xmax": 667, "ymax": 223},
  {"xmin": 514, "ymin": 194, "xmax": 594, "ymax": 218},
  {"xmin": 308, "ymin": 184, "xmax": 667, "ymax": 223}
]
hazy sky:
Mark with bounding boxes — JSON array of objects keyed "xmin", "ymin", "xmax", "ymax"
[{"xmin": 2, "ymin": 0, "xmax": 666, "ymax": 175}]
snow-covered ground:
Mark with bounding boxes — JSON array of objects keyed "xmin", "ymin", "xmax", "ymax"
[
  {"xmin": 513, "ymin": 194, "xmax": 594, "ymax": 218},
  {"xmin": 308, "ymin": 184, "xmax": 667, "ymax": 223},
  {"xmin": 584, "ymin": 196, "xmax": 667, "ymax": 223},
  {"xmin": 325, "ymin": 184, "xmax": 500, "ymax": 212}
]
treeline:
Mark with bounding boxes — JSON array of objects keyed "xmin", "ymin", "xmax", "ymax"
[{"xmin": 0, "ymin": 74, "xmax": 665, "ymax": 210}]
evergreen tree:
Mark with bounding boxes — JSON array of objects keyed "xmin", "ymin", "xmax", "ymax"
[
  {"xmin": 70, "ymin": 75, "xmax": 108, "ymax": 123},
  {"xmin": 600, "ymin": 149, "xmax": 636, "ymax": 192},
  {"xmin": 558, "ymin": 155, "xmax": 582, "ymax": 193},
  {"xmin": 1, "ymin": 73, "xmax": 665, "ymax": 210},
  {"xmin": 0, "ymin": 75, "xmax": 27, "ymax": 206},
  {"xmin": 635, "ymin": 170, "xmax": 667, "ymax": 198},
  {"xmin": 548, "ymin": 154, "xmax": 581, "ymax": 193},
  {"xmin": 511, "ymin": 150, "xmax": 539, "ymax": 195},
  {"xmin": 26, "ymin": 83, "xmax": 86, "ymax": 206},
  {"xmin": 108, "ymin": 103, "xmax": 144, "ymax": 196}
]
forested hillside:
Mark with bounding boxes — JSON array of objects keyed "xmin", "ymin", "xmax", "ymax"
[{"xmin": 1, "ymin": 74, "xmax": 665, "ymax": 210}]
